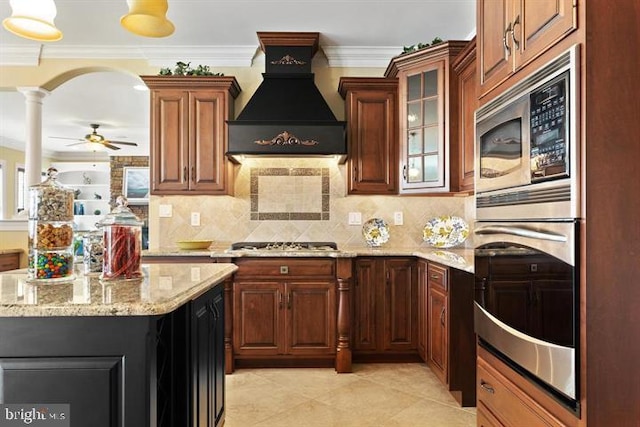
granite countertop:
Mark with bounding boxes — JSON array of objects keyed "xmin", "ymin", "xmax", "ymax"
[
  {"xmin": 143, "ymin": 245, "xmax": 474, "ymax": 273},
  {"xmin": 0, "ymin": 263, "xmax": 238, "ymax": 317}
]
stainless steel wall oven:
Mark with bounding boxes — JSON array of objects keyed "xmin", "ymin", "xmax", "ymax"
[{"xmin": 474, "ymin": 221, "xmax": 579, "ymax": 412}]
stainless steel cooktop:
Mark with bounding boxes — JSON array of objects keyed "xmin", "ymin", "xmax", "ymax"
[{"xmin": 228, "ymin": 242, "xmax": 338, "ymax": 252}]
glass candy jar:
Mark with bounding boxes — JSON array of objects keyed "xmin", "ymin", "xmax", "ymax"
[
  {"xmin": 27, "ymin": 167, "xmax": 75, "ymax": 282},
  {"xmin": 98, "ymin": 196, "xmax": 143, "ymax": 281},
  {"xmin": 83, "ymin": 230, "xmax": 104, "ymax": 275}
]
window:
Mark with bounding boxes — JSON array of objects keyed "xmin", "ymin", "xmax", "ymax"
[{"xmin": 16, "ymin": 165, "xmax": 25, "ymax": 214}]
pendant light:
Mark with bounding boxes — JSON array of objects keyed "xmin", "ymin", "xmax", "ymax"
[
  {"xmin": 2, "ymin": 0, "xmax": 63, "ymax": 42},
  {"xmin": 120, "ymin": 0, "xmax": 175, "ymax": 38}
]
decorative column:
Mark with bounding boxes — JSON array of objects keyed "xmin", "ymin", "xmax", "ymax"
[
  {"xmin": 335, "ymin": 258, "xmax": 353, "ymax": 373},
  {"xmin": 18, "ymin": 87, "xmax": 50, "ymax": 186}
]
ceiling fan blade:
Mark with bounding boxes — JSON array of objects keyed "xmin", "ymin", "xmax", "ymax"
[
  {"xmin": 50, "ymin": 136, "xmax": 85, "ymax": 141},
  {"xmin": 101, "ymin": 142, "xmax": 121, "ymax": 150},
  {"xmin": 66, "ymin": 142, "xmax": 87, "ymax": 147},
  {"xmin": 107, "ymin": 140, "xmax": 138, "ymax": 146}
]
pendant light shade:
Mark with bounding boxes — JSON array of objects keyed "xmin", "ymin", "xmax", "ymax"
[
  {"xmin": 2, "ymin": 0, "xmax": 63, "ymax": 42},
  {"xmin": 121, "ymin": 0, "xmax": 175, "ymax": 38}
]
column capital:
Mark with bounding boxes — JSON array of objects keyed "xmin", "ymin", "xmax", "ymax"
[{"xmin": 17, "ymin": 87, "xmax": 51, "ymax": 101}]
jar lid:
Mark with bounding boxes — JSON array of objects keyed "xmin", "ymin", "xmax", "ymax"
[
  {"xmin": 98, "ymin": 195, "xmax": 144, "ymax": 227},
  {"xmin": 29, "ymin": 167, "xmax": 73, "ymax": 193}
]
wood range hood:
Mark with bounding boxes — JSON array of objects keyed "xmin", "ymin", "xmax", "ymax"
[{"xmin": 226, "ymin": 32, "xmax": 347, "ymax": 164}]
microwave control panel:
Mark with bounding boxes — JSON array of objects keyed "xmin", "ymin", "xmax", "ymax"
[{"xmin": 529, "ymin": 71, "xmax": 569, "ymax": 181}]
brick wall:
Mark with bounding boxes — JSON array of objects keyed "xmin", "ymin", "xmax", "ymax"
[{"xmin": 109, "ymin": 156, "xmax": 149, "ymax": 220}]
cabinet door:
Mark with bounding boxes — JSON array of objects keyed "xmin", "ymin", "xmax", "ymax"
[
  {"xmin": 428, "ymin": 285, "xmax": 447, "ymax": 384},
  {"xmin": 478, "ymin": 0, "xmax": 514, "ymax": 92},
  {"xmin": 382, "ymin": 258, "xmax": 417, "ymax": 351},
  {"xmin": 286, "ymin": 282, "xmax": 336, "ymax": 355},
  {"xmin": 514, "ymin": 0, "xmax": 578, "ymax": 70},
  {"xmin": 191, "ymin": 287, "xmax": 224, "ymax": 427},
  {"xmin": 353, "ymin": 259, "xmax": 379, "ymax": 351},
  {"xmin": 341, "ymin": 79, "xmax": 398, "ymax": 195},
  {"xmin": 233, "ymin": 282, "xmax": 283, "ymax": 355},
  {"xmin": 417, "ymin": 260, "xmax": 428, "ymax": 361},
  {"xmin": 151, "ymin": 89, "xmax": 190, "ymax": 192},
  {"xmin": 452, "ymin": 41, "xmax": 477, "ymax": 192},
  {"xmin": 189, "ymin": 90, "xmax": 228, "ymax": 193},
  {"xmin": 399, "ymin": 61, "xmax": 446, "ymax": 192}
]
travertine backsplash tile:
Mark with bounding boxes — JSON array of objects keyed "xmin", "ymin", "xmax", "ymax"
[{"xmin": 148, "ymin": 158, "xmax": 475, "ymax": 249}]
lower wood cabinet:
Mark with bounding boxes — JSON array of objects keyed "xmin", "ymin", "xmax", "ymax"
[
  {"xmin": 0, "ymin": 252, "xmax": 21, "ymax": 272},
  {"xmin": 353, "ymin": 257, "xmax": 419, "ymax": 360},
  {"xmin": 477, "ymin": 345, "xmax": 578, "ymax": 427},
  {"xmin": 425, "ymin": 261, "xmax": 476, "ymax": 407},
  {"xmin": 231, "ymin": 258, "xmax": 337, "ymax": 368}
]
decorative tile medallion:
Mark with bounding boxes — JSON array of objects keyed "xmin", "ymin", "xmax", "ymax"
[{"xmin": 250, "ymin": 167, "xmax": 330, "ymax": 220}]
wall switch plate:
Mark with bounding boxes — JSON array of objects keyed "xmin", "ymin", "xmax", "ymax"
[
  {"xmin": 191, "ymin": 212, "xmax": 200, "ymax": 226},
  {"xmin": 394, "ymin": 211, "xmax": 404, "ymax": 225},
  {"xmin": 348, "ymin": 212, "xmax": 362, "ymax": 225},
  {"xmin": 159, "ymin": 204, "xmax": 172, "ymax": 217}
]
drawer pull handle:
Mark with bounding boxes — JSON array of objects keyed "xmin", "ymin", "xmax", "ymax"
[
  {"xmin": 480, "ymin": 380, "xmax": 495, "ymax": 394},
  {"xmin": 503, "ymin": 22, "xmax": 512, "ymax": 57},
  {"xmin": 279, "ymin": 293, "xmax": 283, "ymax": 310},
  {"xmin": 430, "ymin": 274, "xmax": 440, "ymax": 280},
  {"xmin": 511, "ymin": 15, "xmax": 521, "ymax": 50},
  {"xmin": 287, "ymin": 292, "xmax": 292, "ymax": 309}
]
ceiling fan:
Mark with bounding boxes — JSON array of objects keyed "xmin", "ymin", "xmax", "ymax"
[{"xmin": 51, "ymin": 123, "xmax": 138, "ymax": 151}]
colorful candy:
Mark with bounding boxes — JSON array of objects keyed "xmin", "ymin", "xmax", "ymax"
[{"xmin": 29, "ymin": 251, "xmax": 73, "ymax": 279}]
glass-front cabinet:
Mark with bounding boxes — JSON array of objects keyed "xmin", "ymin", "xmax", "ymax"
[{"xmin": 386, "ymin": 41, "xmax": 468, "ymax": 194}]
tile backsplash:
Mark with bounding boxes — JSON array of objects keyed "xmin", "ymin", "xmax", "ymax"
[{"xmin": 148, "ymin": 158, "xmax": 475, "ymax": 249}]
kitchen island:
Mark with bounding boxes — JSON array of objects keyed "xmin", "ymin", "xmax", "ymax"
[{"xmin": 0, "ymin": 263, "xmax": 237, "ymax": 427}]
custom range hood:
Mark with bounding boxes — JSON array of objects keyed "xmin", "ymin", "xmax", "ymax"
[{"xmin": 227, "ymin": 32, "xmax": 347, "ymax": 163}]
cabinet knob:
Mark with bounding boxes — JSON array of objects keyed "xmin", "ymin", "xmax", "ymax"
[
  {"xmin": 183, "ymin": 166, "xmax": 188, "ymax": 182},
  {"xmin": 280, "ymin": 266, "xmax": 289, "ymax": 274}
]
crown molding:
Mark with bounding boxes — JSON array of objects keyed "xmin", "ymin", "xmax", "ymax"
[
  {"xmin": 0, "ymin": 45, "xmax": 42, "ymax": 66},
  {"xmin": 0, "ymin": 44, "xmax": 402, "ymax": 68},
  {"xmin": 322, "ymin": 46, "xmax": 402, "ymax": 68}
]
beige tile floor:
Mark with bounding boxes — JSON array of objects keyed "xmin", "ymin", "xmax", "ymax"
[{"xmin": 225, "ymin": 363, "xmax": 477, "ymax": 427}]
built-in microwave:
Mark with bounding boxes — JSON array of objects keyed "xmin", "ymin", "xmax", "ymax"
[{"xmin": 475, "ymin": 45, "xmax": 580, "ymax": 220}]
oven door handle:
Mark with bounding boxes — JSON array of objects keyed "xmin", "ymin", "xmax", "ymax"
[{"xmin": 474, "ymin": 225, "xmax": 567, "ymax": 242}]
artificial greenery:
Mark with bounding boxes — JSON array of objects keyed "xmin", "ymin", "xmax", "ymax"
[
  {"xmin": 158, "ymin": 61, "xmax": 224, "ymax": 76},
  {"xmin": 402, "ymin": 37, "xmax": 444, "ymax": 54}
]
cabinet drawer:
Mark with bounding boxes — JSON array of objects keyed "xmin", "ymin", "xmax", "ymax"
[
  {"xmin": 0, "ymin": 253, "xmax": 20, "ymax": 272},
  {"xmin": 427, "ymin": 263, "xmax": 448, "ymax": 291},
  {"xmin": 234, "ymin": 258, "xmax": 335, "ymax": 278},
  {"xmin": 477, "ymin": 358, "xmax": 564, "ymax": 427}
]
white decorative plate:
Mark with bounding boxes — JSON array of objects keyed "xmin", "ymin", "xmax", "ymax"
[
  {"xmin": 362, "ymin": 218, "xmax": 390, "ymax": 247},
  {"xmin": 423, "ymin": 215, "xmax": 469, "ymax": 248}
]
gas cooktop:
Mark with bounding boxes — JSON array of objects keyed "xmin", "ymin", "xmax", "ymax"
[{"xmin": 228, "ymin": 242, "xmax": 338, "ymax": 251}]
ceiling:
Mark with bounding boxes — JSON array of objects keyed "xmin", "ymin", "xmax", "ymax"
[{"xmin": 0, "ymin": 0, "xmax": 476, "ymax": 160}]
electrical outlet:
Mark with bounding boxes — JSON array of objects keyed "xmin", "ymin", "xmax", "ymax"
[
  {"xmin": 348, "ymin": 212, "xmax": 362, "ymax": 225},
  {"xmin": 158, "ymin": 204, "xmax": 172, "ymax": 217},
  {"xmin": 191, "ymin": 212, "xmax": 200, "ymax": 226},
  {"xmin": 394, "ymin": 211, "xmax": 404, "ymax": 225}
]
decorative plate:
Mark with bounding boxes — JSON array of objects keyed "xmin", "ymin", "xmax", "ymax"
[
  {"xmin": 422, "ymin": 215, "xmax": 469, "ymax": 248},
  {"xmin": 362, "ymin": 218, "xmax": 390, "ymax": 247}
]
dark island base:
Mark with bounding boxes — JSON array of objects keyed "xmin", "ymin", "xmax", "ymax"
[{"xmin": 0, "ymin": 285, "xmax": 225, "ymax": 427}]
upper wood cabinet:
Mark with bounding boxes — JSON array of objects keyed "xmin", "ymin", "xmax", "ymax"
[
  {"xmin": 477, "ymin": 0, "xmax": 578, "ymax": 97},
  {"xmin": 141, "ymin": 76, "xmax": 240, "ymax": 196},
  {"xmin": 338, "ymin": 77, "xmax": 399, "ymax": 195},
  {"xmin": 385, "ymin": 41, "xmax": 467, "ymax": 194},
  {"xmin": 451, "ymin": 39, "xmax": 477, "ymax": 193}
]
